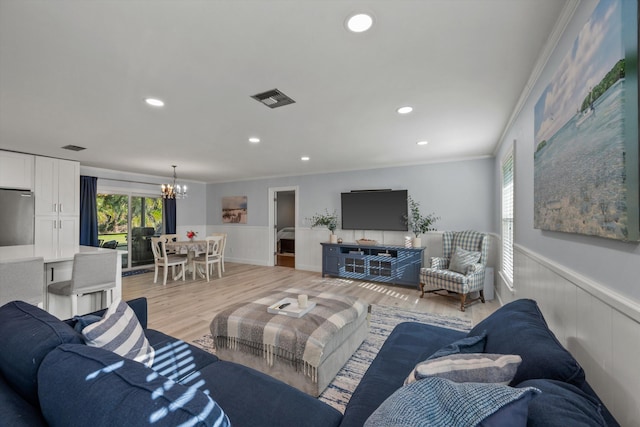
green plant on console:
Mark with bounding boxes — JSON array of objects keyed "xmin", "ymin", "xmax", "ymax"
[
  {"xmin": 405, "ymin": 196, "xmax": 439, "ymax": 238},
  {"xmin": 308, "ymin": 209, "xmax": 338, "ymax": 233}
]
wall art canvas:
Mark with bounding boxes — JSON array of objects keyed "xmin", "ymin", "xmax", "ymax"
[
  {"xmin": 533, "ymin": 0, "xmax": 638, "ymax": 241},
  {"xmin": 222, "ymin": 196, "xmax": 247, "ymax": 224}
]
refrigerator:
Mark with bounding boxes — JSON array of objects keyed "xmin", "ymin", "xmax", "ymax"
[{"xmin": 0, "ymin": 189, "xmax": 35, "ymax": 246}]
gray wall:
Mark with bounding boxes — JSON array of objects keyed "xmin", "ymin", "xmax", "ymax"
[
  {"xmin": 494, "ymin": 0, "xmax": 640, "ymax": 302},
  {"xmin": 207, "ymin": 158, "xmax": 496, "ymax": 233}
]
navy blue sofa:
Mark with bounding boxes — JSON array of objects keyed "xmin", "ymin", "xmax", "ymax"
[
  {"xmin": 341, "ymin": 298, "xmax": 619, "ymax": 427},
  {"xmin": 0, "ymin": 298, "xmax": 342, "ymax": 427},
  {"xmin": 0, "ymin": 297, "xmax": 619, "ymax": 426}
]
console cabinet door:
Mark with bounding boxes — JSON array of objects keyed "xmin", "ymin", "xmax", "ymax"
[{"xmin": 322, "ymin": 245, "xmax": 340, "ymax": 276}]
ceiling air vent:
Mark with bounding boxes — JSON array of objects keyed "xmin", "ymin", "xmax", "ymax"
[
  {"xmin": 251, "ymin": 89, "xmax": 296, "ymax": 109},
  {"xmin": 61, "ymin": 145, "xmax": 86, "ymax": 151}
]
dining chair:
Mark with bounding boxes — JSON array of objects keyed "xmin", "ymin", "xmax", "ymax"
[
  {"xmin": 150, "ymin": 237, "xmax": 187, "ymax": 286},
  {"xmin": 193, "ymin": 236, "xmax": 223, "ymax": 282},
  {"xmin": 209, "ymin": 233, "xmax": 227, "ymax": 272},
  {"xmin": 160, "ymin": 234, "xmax": 180, "ymax": 255},
  {"xmin": 0, "ymin": 257, "xmax": 45, "ymax": 308},
  {"xmin": 47, "ymin": 251, "xmax": 117, "ymax": 316}
]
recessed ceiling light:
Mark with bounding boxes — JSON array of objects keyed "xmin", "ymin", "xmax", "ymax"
[
  {"xmin": 249, "ymin": 137, "xmax": 260, "ymax": 143},
  {"xmin": 301, "ymin": 156, "xmax": 310, "ymax": 161},
  {"xmin": 397, "ymin": 106, "xmax": 413, "ymax": 114},
  {"xmin": 416, "ymin": 140, "xmax": 429, "ymax": 146},
  {"xmin": 346, "ymin": 13, "xmax": 373, "ymax": 33},
  {"xmin": 145, "ymin": 98, "xmax": 164, "ymax": 107}
]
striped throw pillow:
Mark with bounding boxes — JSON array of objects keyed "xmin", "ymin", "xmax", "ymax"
[
  {"xmin": 448, "ymin": 246, "xmax": 481, "ymax": 274},
  {"xmin": 406, "ymin": 353, "xmax": 522, "ymax": 385},
  {"xmin": 82, "ymin": 298, "xmax": 155, "ymax": 367}
]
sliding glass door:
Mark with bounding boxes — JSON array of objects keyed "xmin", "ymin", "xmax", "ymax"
[
  {"xmin": 97, "ymin": 192, "xmax": 163, "ymax": 270},
  {"xmin": 130, "ymin": 196, "xmax": 162, "ymax": 267}
]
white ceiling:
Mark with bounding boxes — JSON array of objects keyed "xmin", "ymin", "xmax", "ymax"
[{"xmin": 0, "ymin": 0, "xmax": 567, "ymax": 183}]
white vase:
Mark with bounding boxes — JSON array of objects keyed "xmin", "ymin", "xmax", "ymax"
[
  {"xmin": 412, "ymin": 237, "xmax": 422, "ymax": 248},
  {"xmin": 329, "ymin": 233, "xmax": 338, "ymax": 244}
]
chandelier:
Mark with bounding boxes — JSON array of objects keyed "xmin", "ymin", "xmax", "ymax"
[{"xmin": 161, "ymin": 165, "xmax": 188, "ymax": 199}]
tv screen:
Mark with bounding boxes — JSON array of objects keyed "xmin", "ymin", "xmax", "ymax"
[{"xmin": 341, "ymin": 190, "xmax": 408, "ymax": 231}]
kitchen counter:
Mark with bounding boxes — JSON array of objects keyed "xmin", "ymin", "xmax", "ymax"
[
  {"xmin": 0, "ymin": 244, "xmax": 123, "ymax": 319},
  {"xmin": 0, "ymin": 244, "xmax": 117, "ymax": 263}
]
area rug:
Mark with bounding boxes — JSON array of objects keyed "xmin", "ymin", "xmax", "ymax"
[
  {"xmin": 192, "ymin": 304, "xmax": 471, "ymax": 413},
  {"xmin": 122, "ymin": 269, "xmax": 153, "ymax": 277}
]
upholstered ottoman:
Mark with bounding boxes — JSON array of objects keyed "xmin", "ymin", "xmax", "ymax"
[{"xmin": 210, "ymin": 288, "xmax": 369, "ymax": 397}]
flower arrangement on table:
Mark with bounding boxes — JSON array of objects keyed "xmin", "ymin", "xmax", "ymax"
[{"xmin": 186, "ymin": 230, "xmax": 198, "ymax": 240}]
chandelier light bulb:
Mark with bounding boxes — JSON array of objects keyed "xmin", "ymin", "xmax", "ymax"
[{"xmin": 161, "ymin": 165, "xmax": 188, "ymax": 199}]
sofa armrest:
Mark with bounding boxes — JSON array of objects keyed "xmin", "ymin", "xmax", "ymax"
[{"xmin": 467, "ymin": 263, "xmax": 485, "ymax": 275}]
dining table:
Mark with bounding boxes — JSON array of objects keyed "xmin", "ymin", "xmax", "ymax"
[{"xmin": 164, "ymin": 239, "xmax": 208, "ymax": 278}]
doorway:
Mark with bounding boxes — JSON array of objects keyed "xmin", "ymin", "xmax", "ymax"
[{"xmin": 269, "ymin": 187, "xmax": 298, "ymax": 268}]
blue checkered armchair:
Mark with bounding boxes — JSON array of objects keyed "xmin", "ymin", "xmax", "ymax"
[{"xmin": 419, "ymin": 230, "xmax": 488, "ymax": 312}]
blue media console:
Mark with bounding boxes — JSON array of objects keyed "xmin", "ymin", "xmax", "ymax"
[{"xmin": 321, "ymin": 242, "xmax": 424, "ymax": 287}]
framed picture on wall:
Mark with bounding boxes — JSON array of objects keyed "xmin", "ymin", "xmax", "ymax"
[
  {"xmin": 533, "ymin": 0, "xmax": 638, "ymax": 241},
  {"xmin": 222, "ymin": 196, "xmax": 247, "ymax": 224}
]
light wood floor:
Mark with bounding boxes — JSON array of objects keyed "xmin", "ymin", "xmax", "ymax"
[{"xmin": 122, "ymin": 263, "xmax": 501, "ymax": 343}]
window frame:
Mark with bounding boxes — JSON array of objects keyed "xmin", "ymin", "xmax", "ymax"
[{"xmin": 500, "ymin": 146, "xmax": 515, "ymax": 289}]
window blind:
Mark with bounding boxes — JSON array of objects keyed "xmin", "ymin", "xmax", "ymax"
[{"xmin": 501, "ymin": 152, "xmax": 514, "ymax": 284}]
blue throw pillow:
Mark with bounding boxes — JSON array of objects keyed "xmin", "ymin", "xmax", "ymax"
[
  {"xmin": 517, "ymin": 379, "xmax": 607, "ymax": 427},
  {"xmin": 468, "ymin": 299, "xmax": 585, "ymax": 386},
  {"xmin": 72, "ymin": 314, "xmax": 102, "ymax": 332},
  {"xmin": 429, "ymin": 330, "xmax": 487, "ymax": 359},
  {"xmin": 38, "ymin": 344, "xmax": 230, "ymax": 427},
  {"xmin": 365, "ymin": 377, "xmax": 539, "ymax": 427},
  {"xmin": 0, "ymin": 301, "xmax": 83, "ymax": 406}
]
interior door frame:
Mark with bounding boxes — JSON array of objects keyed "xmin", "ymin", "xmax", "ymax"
[{"xmin": 267, "ymin": 185, "xmax": 299, "ymax": 267}]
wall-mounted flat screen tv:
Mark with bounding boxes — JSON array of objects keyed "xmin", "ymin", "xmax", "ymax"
[{"xmin": 341, "ymin": 190, "xmax": 408, "ymax": 231}]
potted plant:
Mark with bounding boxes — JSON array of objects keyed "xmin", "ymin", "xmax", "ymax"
[
  {"xmin": 308, "ymin": 209, "xmax": 339, "ymax": 243},
  {"xmin": 405, "ymin": 196, "xmax": 439, "ymax": 247}
]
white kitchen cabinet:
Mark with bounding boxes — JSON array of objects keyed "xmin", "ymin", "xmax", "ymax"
[
  {"xmin": 0, "ymin": 151, "xmax": 34, "ymax": 190},
  {"xmin": 34, "ymin": 157, "xmax": 80, "ymax": 250},
  {"xmin": 35, "ymin": 216, "xmax": 79, "ymax": 254},
  {"xmin": 35, "ymin": 157, "xmax": 79, "ymax": 216}
]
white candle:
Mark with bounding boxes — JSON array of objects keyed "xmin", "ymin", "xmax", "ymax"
[{"xmin": 298, "ymin": 294, "xmax": 308, "ymax": 308}]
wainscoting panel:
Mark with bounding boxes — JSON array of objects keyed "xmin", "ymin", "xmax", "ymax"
[
  {"xmin": 207, "ymin": 225, "xmax": 271, "ymax": 266},
  {"xmin": 513, "ymin": 245, "xmax": 640, "ymax": 425}
]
